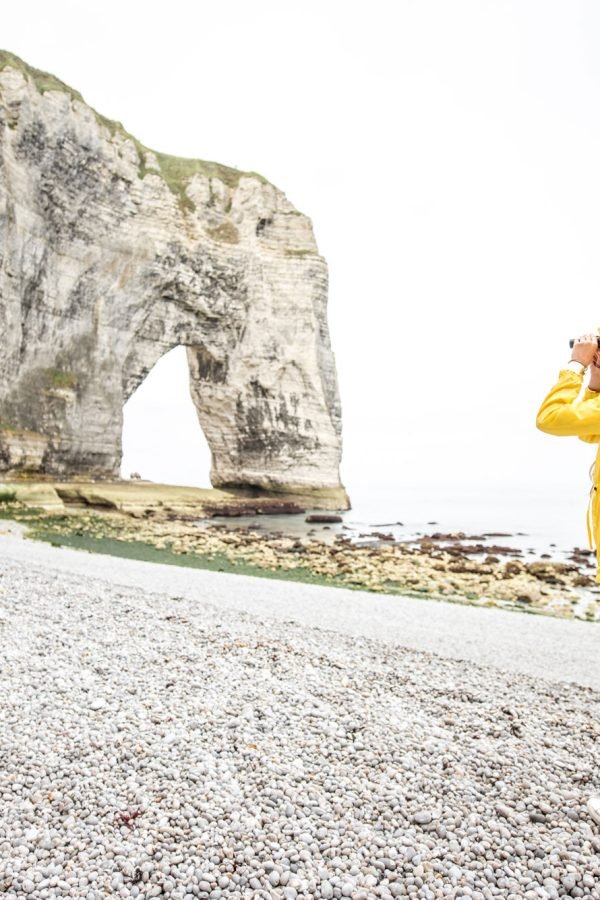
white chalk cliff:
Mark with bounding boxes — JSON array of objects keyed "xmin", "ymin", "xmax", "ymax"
[{"xmin": 0, "ymin": 51, "xmax": 347, "ymax": 506}]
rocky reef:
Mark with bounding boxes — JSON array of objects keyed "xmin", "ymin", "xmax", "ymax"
[
  {"xmin": 2, "ymin": 497, "xmax": 599, "ymax": 621},
  {"xmin": 0, "ymin": 50, "xmax": 347, "ymax": 506}
]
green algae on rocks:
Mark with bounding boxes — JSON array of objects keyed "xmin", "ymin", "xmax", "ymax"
[{"xmin": 1, "ymin": 503, "xmax": 598, "ymax": 622}]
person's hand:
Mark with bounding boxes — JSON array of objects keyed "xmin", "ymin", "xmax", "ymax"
[
  {"xmin": 590, "ymin": 349, "xmax": 600, "ymax": 391},
  {"xmin": 571, "ymin": 333, "xmax": 599, "ymax": 367}
]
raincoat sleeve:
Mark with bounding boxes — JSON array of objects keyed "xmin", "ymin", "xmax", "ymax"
[
  {"xmin": 577, "ymin": 387, "xmax": 600, "ymax": 443},
  {"xmin": 535, "ymin": 369, "xmax": 600, "ymax": 437}
]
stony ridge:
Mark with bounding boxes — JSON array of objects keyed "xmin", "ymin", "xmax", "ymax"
[{"xmin": 0, "ymin": 50, "xmax": 347, "ymax": 507}]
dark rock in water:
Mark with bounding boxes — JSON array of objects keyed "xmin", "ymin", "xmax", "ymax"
[
  {"xmin": 422, "ymin": 536, "xmax": 521, "ymax": 557},
  {"xmin": 456, "ymin": 542, "xmax": 496, "ymax": 555},
  {"xmin": 289, "ymin": 541, "xmax": 307, "ymax": 553},
  {"xmin": 206, "ymin": 506, "xmax": 246, "ymax": 517},
  {"xmin": 373, "ymin": 522, "xmax": 404, "ymax": 526},
  {"xmin": 442, "ymin": 545, "xmax": 469, "ymax": 558},
  {"xmin": 424, "ymin": 531, "xmax": 504, "ymax": 543},
  {"xmin": 573, "ymin": 574, "xmax": 595, "ymax": 586},
  {"xmin": 305, "ymin": 514, "xmax": 343, "ymax": 523},
  {"xmin": 569, "ymin": 550, "xmax": 595, "ymax": 567},
  {"xmin": 482, "ymin": 532, "xmax": 513, "ymax": 537},
  {"xmin": 205, "ymin": 502, "xmax": 306, "ymax": 517}
]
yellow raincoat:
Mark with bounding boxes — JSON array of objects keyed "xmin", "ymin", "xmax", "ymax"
[{"xmin": 535, "ymin": 367, "xmax": 600, "ymax": 579}]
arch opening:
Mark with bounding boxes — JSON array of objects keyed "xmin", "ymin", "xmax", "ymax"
[{"xmin": 120, "ymin": 345, "xmax": 212, "ymax": 488}]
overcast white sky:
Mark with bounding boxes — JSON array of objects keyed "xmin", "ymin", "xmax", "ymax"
[{"xmin": 4, "ymin": 0, "xmax": 600, "ymax": 499}]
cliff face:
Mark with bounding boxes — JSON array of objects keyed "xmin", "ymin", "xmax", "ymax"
[{"xmin": 0, "ymin": 51, "xmax": 347, "ymax": 504}]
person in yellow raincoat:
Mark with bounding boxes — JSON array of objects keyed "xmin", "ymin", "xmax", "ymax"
[
  {"xmin": 535, "ymin": 332, "xmax": 600, "ymax": 826},
  {"xmin": 536, "ymin": 333, "xmax": 600, "ymax": 561}
]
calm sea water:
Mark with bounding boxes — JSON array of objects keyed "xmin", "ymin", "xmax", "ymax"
[
  {"xmin": 344, "ymin": 483, "xmax": 594, "ymax": 560},
  {"xmin": 202, "ymin": 481, "xmax": 597, "ymax": 565}
]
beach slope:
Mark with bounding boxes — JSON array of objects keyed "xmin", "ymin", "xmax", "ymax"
[{"xmin": 0, "ymin": 537, "xmax": 599, "ymax": 897}]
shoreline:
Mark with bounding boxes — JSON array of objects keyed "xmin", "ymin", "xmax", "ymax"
[{"xmin": 1, "ymin": 500, "xmax": 599, "ymax": 622}]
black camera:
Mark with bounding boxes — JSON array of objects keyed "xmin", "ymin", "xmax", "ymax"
[{"xmin": 569, "ymin": 337, "xmax": 600, "ymax": 348}]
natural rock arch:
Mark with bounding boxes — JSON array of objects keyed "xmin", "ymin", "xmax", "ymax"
[
  {"xmin": 0, "ymin": 51, "xmax": 347, "ymax": 506},
  {"xmin": 120, "ymin": 345, "xmax": 212, "ymax": 486}
]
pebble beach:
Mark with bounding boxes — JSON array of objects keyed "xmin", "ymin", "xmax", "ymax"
[{"xmin": 0, "ymin": 537, "xmax": 599, "ymax": 899}]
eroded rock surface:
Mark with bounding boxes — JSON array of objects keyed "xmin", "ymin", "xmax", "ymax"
[{"xmin": 0, "ymin": 50, "xmax": 347, "ymax": 505}]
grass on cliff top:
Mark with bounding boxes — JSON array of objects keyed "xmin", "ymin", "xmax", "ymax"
[{"xmin": 0, "ymin": 49, "xmax": 272, "ymax": 209}]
